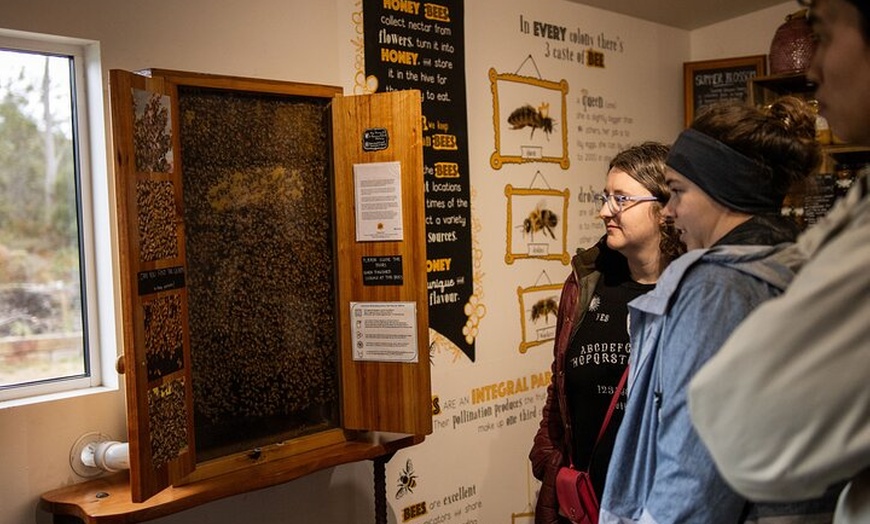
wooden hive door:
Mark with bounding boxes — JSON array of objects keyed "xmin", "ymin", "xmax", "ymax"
[
  {"xmin": 109, "ymin": 69, "xmax": 197, "ymax": 502},
  {"xmin": 331, "ymin": 90, "xmax": 432, "ymax": 436}
]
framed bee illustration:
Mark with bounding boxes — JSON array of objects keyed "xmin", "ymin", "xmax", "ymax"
[
  {"xmin": 511, "ymin": 512, "xmax": 535, "ymax": 524},
  {"xmin": 488, "ymin": 68, "xmax": 569, "ymax": 170},
  {"xmin": 517, "ymin": 282, "xmax": 563, "ymax": 354},
  {"xmin": 504, "ymin": 185, "xmax": 570, "ymax": 265}
]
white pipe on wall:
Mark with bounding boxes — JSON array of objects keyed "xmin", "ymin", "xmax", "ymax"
[
  {"xmin": 71, "ymin": 433, "xmax": 130, "ymax": 476},
  {"xmin": 83, "ymin": 440, "xmax": 129, "ymax": 472}
]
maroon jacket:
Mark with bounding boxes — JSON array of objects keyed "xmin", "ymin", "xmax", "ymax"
[{"xmin": 529, "ymin": 238, "xmax": 623, "ymax": 524}]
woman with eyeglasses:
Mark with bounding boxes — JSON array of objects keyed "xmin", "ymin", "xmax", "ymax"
[
  {"xmin": 600, "ymin": 96, "xmax": 841, "ymax": 523},
  {"xmin": 529, "ymin": 142, "xmax": 684, "ymax": 524}
]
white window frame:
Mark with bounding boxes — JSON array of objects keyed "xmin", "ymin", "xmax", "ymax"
[{"xmin": 0, "ymin": 29, "xmax": 118, "ymax": 405}]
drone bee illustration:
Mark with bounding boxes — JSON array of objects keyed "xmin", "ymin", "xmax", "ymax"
[
  {"xmin": 531, "ymin": 297, "xmax": 559, "ymax": 324},
  {"xmin": 519, "ymin": 202, "xmax": 559, "ymax": 241},
  {"xmin": 508, "ymin": 102, "xmax": 555, "ymax": 139},
  {"xmin": 396, "ymin": 459, "xmax": 418, "ymax": 499}
]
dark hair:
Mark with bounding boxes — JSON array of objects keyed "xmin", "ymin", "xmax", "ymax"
[
  {"xmin": 689, "ymin": 96, "xmax": 821, "ymax": 202},
  {"xmin": 799, "ymin": 0, "xmax": 870, "ymax": 41},
  {"xmin": 609, "ymin": 142, "xmax": 685, "ymax": 263}
]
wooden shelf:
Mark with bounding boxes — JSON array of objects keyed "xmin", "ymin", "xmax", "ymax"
[
  {"xmin": 825, "ymin": 144, "xmax": 870, "ymax": 163},
  {"xmin": 40, "ymin": 433, "xmax": 423, "ymax": 524},
  {"xmin": 749, "ymin": 71, "xmax": 816, "ymax": 102}
]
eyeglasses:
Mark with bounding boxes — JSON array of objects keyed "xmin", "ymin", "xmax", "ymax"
[{"xmin": 593, "ymin": 192, "xmax": 660, "ymax": 214}]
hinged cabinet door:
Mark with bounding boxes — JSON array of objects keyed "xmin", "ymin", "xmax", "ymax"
[
  {"xmin": 332, "ymin": 90, "xmax": 433, "ymax": 435},
  {"xmin": 109, "ymin": 69, "xmax": 196, "ymax": 502}
]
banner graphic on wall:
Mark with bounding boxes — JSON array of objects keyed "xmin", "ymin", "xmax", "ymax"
[{"xmin": 363, "ymin": 0, "xmax": 475, "ymax": 361}]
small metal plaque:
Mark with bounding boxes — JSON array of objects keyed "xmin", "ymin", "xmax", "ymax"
[
  {"xmin": 361, "ymin": 255, "xmax": 403, "ymax": 286},
  {"xmin": 362, "ymin": 127, "xmax": 389, "ymax": 152},
  {"xmin": 138, "ymin": 266, "xmax": 185, "ymax": 295}
]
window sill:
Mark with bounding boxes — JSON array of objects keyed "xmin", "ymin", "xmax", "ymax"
[{"xmin": 0, "ymin": 384, "xmax": 118, "ymax": 411}]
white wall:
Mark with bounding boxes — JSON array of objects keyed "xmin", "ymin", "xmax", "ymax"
[
  {"xmin": 0, "ymin": 0, "xmax": 342, "ymax": 84},
  {"xmin": 0, "ymin": 1, "xmax": 791, "ymax": 523}
]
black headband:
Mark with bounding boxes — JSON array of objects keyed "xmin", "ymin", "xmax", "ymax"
[{"xmin": 666, "ymin": 129, "xmax": 782, "ymax": 214}]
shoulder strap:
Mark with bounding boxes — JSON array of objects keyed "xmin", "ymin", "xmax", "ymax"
[
  {"xmin": 595, "ymin": 365, "xmax": 629, "ymax": 446},
  {"xmin": 583, "ymin": 366, "xmax": 629, "ymax": 472}
]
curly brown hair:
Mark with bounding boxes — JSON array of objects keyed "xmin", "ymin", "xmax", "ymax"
[
  {"xmin": 609, "ymin": 142, "xmax": 686, "ymax": 263},
  {"xmin": 689, "ymin": 96, "xmax": 822, "ymax": 202}
]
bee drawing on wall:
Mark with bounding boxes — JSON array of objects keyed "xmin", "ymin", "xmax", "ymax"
[
  {"xmin": 396, "ymin": 459, "xmax": 418, "ymax": 499},
  {"xmin": 519, "ymin": 201, "xmax": 559, "ymax": 242},
  {"xmin": 530, "ymin": 296, "xmax": 559, "ymax": 325},
  {"xmin": 508, "ymin": 102, "xmax": 555, "ymax": 139}
]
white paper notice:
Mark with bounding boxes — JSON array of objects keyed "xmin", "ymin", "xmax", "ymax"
[
  {"xmin": 350, "ymin": 302, "xmax": 418, "ymax": 363},
  {"xmin": 353, "ymin": 161, "xmax": 404, "ymax": 242}
]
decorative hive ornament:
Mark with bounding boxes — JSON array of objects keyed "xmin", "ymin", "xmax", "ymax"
[{"xmin": 769, "ymin": 9, "xmax": 817, "ymax": 74}]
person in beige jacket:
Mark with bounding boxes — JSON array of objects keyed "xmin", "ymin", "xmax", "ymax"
[{"xmin": 688, "ymin": 1, "xmax": 870, "ymax": 522}]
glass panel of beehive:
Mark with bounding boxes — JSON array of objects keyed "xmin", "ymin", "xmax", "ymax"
[
  {"xmin": 143, "ymin": 293, "xmax": 184, "ymax": 382},
  {"xmin": 177, "ymin": 86, "xmax": 339, "ymax": 461},
  {"xmin": 148, "ymin": 377, "xmax": 189, "ymax": 467},
  {"xmin": 136, "ymin": 179, "xmax": 179, "ymax": 262}
]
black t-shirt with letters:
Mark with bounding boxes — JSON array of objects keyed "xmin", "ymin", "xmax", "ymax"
[{"xmin": 564, "ymin": 274, "xmax": 653, "ymax": 501}]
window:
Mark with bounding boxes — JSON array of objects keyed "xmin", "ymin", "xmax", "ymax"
[{"xmin": 0, "ymin": 29, "xmax": 114, "ymax": 403}]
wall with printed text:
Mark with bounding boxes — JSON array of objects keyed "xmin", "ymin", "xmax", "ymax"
[{"xmin": 340, "ymin": 1, "xmax": 796, "ymax": 524}]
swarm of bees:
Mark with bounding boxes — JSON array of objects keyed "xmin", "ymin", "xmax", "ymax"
[
  {"xmin": 147, "ymin": 378, "xmax": 189, "ymax": 467},
  {"xmin": 143, "ymin": 293, "xmax": 184, "ymax": 382},
  {"xmin": 508, "ymin": 102, "xmax": 555, "ymax": 139},
  {"xmin": 531, "ymin": 297, "xmax": 559, "ymax": 324},
  {"xmin": 137, "ymin": 179, "xmax": 179, "ymax": 262},
  {"xmin": 396, "ymin": 459, "xmax": 418, "ymax": 499},
  {"xmin": 519, "ymin": 203, "xmax": 559, "ymax": 241},
  {"xmin": 177, "ymin": 88, "xmax": 340, "ymax": 457}
]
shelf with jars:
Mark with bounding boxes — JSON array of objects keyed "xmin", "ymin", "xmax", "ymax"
[{"xmin": 749, "ymin": 71, "xmax": 870, "ymax": 229}]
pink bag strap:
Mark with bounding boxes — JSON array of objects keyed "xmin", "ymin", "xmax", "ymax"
[
  {"xmin": 567, "ymin": 366, "xmax": 629, "ymax": 472},
  {"xmin": 576, "ymin": 366, "xmax": 629, "ymax": 472},
  {"xmin": 595, "ymin": 366, "xmax": 629, "ymax": 446}
]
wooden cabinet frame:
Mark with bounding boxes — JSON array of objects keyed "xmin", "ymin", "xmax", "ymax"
[{"xmin": 41, "ymin": 69, "xmax": 431, "ymax": 521}]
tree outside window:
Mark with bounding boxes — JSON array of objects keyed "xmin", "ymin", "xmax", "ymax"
[{"xmin": 0, "ymin": 45, "xmax": 88, "ymax": 390}]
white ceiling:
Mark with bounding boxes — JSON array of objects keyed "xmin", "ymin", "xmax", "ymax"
[{"xmin": 564, "ymin": 0, "xmax": 789, "ymax": 30}]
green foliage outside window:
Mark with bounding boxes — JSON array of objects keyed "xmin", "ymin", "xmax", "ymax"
[{"xmin": 0, "ymin": 49, "xmax": 86, "ymax": 386}]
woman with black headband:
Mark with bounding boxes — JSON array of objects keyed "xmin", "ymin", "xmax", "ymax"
[{"xmin": 599, "ymin": 97, "xmax": 840, "ymax": 523}]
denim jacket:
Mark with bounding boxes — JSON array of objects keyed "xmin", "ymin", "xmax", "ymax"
[{"xmin": 600, "ymin": 242, "xmax": 796, "ymax": 524}]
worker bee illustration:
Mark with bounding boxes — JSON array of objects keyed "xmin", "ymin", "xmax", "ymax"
[
  {"xmin": 508, "ymin": 102, "xmax": 555, "ymax": 139},
  {"xmin": 396, "ymin": 459, "xmax": 418, "ymax": 499},
  {"xmin": 519, "ymin": 202, "xmax": 559, "ymax": 241},
  {"xmin": 531, "ymin": 297, "xmax": 559, "ymax": 324}
]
